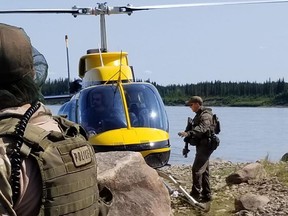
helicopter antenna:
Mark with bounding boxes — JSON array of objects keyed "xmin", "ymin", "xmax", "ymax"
[
  {"xmin": 98, "ymin": 44, "xmax": 104, "ymax": 67},
  {"xmin": 65, "ymin": 35, "xmax": 71, "ymax": 93},
  {"xmin": 118, "ymin": 51, "xmax": 123, "ymax": 82}
]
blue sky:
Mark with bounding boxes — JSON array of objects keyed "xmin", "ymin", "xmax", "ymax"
[{"xmin": 1, "ymin": 0, "xmax": 288, "ymax": 85}]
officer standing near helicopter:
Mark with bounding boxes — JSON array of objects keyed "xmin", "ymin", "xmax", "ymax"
[
  {"xmin": 178, "ymin": 96, "xmax": 215, "ymax": 203},
  {"xmin": 0, "ymin": 23, "xmax": 103, "ymax": 215}
]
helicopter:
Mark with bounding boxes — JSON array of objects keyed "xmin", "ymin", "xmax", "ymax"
[{"xmin": 1, "ymin": 0, "xmax": 288, "ymax": 169}]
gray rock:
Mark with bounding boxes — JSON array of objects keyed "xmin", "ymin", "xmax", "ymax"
[
  {"xmin": 96, "ymin": 151, "xmax": 172, "ymax": 216},
  {"xmin": 280, "ymin": 153, "xmax": 288, "ymax": 162},
  {"xmin": 235, "ymin": 193, "xmax": 270, "ymax": 212},
  {"xmin": 226, "ymin": 162, "xmax": 267, "ymax": 185}
]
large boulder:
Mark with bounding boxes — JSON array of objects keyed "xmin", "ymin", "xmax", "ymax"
[
  {"xmin": 235, "ymin": 193, "xmax": 270, "ymax": 212},
  {"xmin": 226, "ymin": 162, "xmax": 267, "ymax": 185},
  {"xmin": 281, "ymin": 153, "xmax": 288, "ymax": 162},
  {"xmin": 96, "ymin": 151, "xmax": 172, "ymax": 216}
]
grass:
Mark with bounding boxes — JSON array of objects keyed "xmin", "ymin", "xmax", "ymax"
[{"xmin": 261, "ymin": 158, "xmax": 288, "ymax": 186}]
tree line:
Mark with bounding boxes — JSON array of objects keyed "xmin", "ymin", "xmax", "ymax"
[{"xmin": 42, "ymin": 78, "xmax": 288, "ymax": 106}]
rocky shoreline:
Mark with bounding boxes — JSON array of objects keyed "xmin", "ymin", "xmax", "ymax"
[{"xmin": 158, "ymin": 159, "xmax": 288, "ymax": 216}]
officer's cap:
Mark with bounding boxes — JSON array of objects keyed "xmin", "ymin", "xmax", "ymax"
[{"xmin": 185, "ymin": 96, "xmax": 203, "ymax": 106}]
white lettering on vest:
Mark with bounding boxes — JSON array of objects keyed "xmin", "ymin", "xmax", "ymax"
[{"xmin": 71, "ymin": 146, "xmax": 92, "ymax": 167}]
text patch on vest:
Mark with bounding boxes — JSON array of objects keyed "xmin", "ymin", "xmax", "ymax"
[{"xmin": 71, "ymin": 145, "xmax": 93, "ymax": 167}]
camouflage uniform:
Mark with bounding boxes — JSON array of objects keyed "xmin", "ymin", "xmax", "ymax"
[{"xmin": 186, "ymin": 106, "xmax": 214, "ymax": 201}]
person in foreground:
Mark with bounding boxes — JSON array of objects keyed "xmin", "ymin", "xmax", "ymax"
[
  {"xmin": 178, "ymin": 96, "xmax": 215, "ymax": 203},
  {"xmin": 0, "ymin": 23, "xmax": 101, "ymax": 215}
]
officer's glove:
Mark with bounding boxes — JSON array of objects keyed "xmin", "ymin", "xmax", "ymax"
[{"xmin": 178, "ymin": 132, "xmax": 188, "ymax": 138}]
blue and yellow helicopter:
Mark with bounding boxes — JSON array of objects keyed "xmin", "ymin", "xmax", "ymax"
[{"xmin": 59, "ymin": 47, "xmax": 171, "ymax": 168}]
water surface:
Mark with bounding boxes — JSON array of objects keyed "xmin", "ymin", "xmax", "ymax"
[{"xmin": 48, "ymin": 105, "xmax": 288, "ymax": 164}]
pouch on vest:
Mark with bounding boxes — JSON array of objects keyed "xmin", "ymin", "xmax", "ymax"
[
  {"xmin": 212, "ymin": 114, "xmax": 221, "ymax": 135},
  {"xmin": 209, "ymin": 134, "xmax": 220, "ymax": 150}
]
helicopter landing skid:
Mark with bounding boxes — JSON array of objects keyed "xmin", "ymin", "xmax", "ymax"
[{"xmin": 156, "ymin": 170, "xmax": 209, "ymax": 212}]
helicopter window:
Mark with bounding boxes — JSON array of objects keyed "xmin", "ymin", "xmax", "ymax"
[
  {"xmin": 78, "ymin": 86, "xmax": 127, "ymax": 134},
  {"xmin": 124, "ymin": 83, "xmax": 169, "ymax": 131}
]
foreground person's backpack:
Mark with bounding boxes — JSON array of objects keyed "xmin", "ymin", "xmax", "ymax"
[
  {"xmin": 210, "ymin": 113, "xmax": 221, "ymax": 150},
  {"xmin": 0, "ymin": 104, "xmax": 100, "ymax": 215}
]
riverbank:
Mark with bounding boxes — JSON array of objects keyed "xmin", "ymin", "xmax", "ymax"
[{"xmin": 158, "ymin": 159, "xmax": 288, "ymax": 216}]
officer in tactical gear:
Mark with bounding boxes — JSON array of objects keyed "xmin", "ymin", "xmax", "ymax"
[
  {"xmin": 178, "ymin": 96, "xmax": 215, "ymax": 203},
  {"xmin": 0, "ymin": 23, "xmax": 101, "ymax": 215}
]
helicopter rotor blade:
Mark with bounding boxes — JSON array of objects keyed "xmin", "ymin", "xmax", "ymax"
[
  {"xmin": 1, "ymin": 0, "xmax": 288, "ymax": 17},
  {"xmin": 113, "ymin": 0, "xmax": 288, "ymax": 14},
  {"xmin": 0, "ymin": 7, "xmax": 94, "ymax": 17},
  {"xmin": 0, "ymin": 9, "xmax": 76, "ymax": 14}
]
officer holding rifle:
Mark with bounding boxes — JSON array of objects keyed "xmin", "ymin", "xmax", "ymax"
[{"xmin": 178, "ymin": 96, "xmax": 215, "ymax": 203}]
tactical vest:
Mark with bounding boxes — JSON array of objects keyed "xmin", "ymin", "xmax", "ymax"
[
  {"xmin": 201, "ymin": 109, "xmax": 215, "ymax": 135},
  {"xmin": 0, "ymin": 115, "xmax": 99, "ymax": 216},
  {"xmin": 198, "ymin": 109, "xmax": 220, "ymax": 150},
  {"xmin": 184, "ymin": 108, "xmax": 219, "ymax": 146},
  {"xmin": 191, "ymin": 108, "xmax": 215, "ymax": 135}
]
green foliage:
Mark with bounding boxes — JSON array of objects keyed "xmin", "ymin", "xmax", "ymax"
[
  {"xmin": 42, "ymin": 78, "xmax": 288, "ymax": 106},
  {"xmin": 156, "ymin": 79, "xmax": 288, "ymax": 106},
  {"xmin": 273, "ymin": 92, "xmax": 288, "ymax": 105},
  {"xmin": 42, "ymin": 78, "xmax": 70, "ymax": 95}
]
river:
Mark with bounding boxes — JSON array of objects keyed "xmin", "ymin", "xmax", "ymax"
[{"xmin": 47, "ymin": 105, "xmax": 288, "ymax": 165}]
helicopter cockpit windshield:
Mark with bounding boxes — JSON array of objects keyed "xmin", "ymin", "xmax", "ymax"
[
  {"xmin": 78, "ymin": 83, "xmax": 169, "ymax": 135},
  {"xmin": 124, "ymin": 83, "xmax": 169, "ymax": 131},
  {"xmin": 79, "ymin": 86, "xmax": 126, "ymax": 134}
]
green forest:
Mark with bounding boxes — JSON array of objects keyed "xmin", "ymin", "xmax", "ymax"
[{"xmin": 41, "ymin": 78, "xmax": 288, "ymax": 107}]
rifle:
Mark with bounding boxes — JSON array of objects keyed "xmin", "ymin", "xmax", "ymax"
[
  {"xmin": 182, "ymin": 117, "xmax": 193, "ymax": 157},
  {"xmin": 182, "ymin": 142, "xmax": 190, "ymax": 158},
  {"xmin": 185, "ymin": 117, "xmax": 193, "ymax": 131}
]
